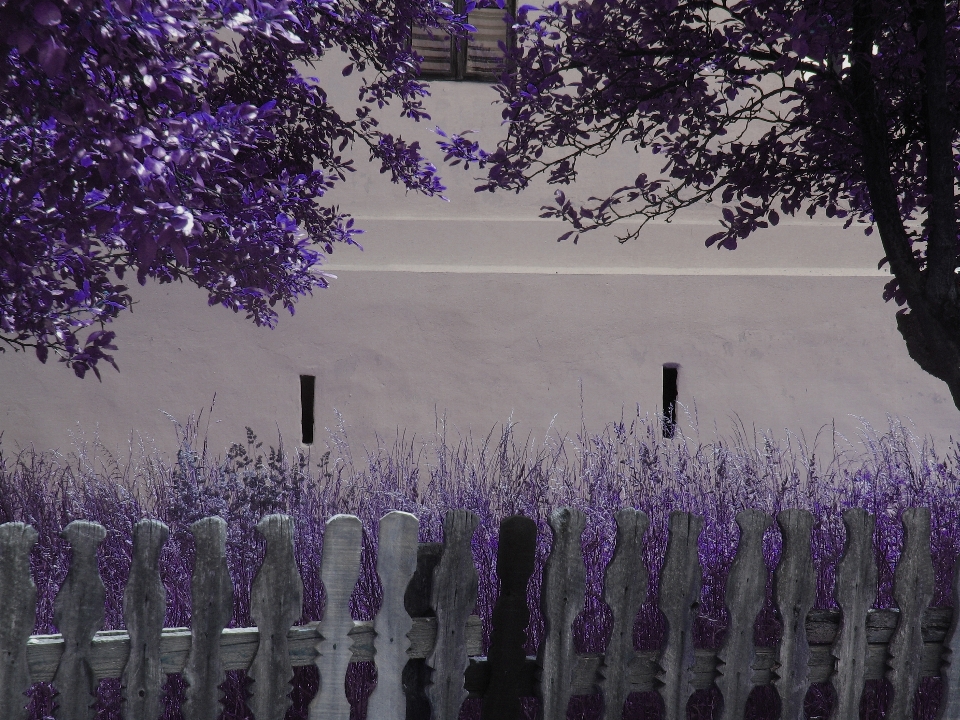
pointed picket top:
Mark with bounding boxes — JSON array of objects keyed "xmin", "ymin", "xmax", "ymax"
[
  {"xmin": 426, "ymin": 509, "xmax": 480, "ymax": 720},
  {"xmin": 310, "ymin": 514, "xmax": 364, "ymax": 720},
  {"xmin": 367, "ymin": 511, "xmax": 420, "ymax": 720},
  {"xmin": 830, "ymin": 508, "xmax": 877, "ymax": 720},
  {"xmin": 182, "ymin": 516, "xmax": 234, "ymax": 720},
  {"xmin": 121, "ymin": 519, "xmax": 169, "ymax": 720},
  {"xmin": 887, "ymin": 507, "xmax": 935, "ymax": 720},
  {"xmin": 0, "ymin": 522, "xmax": 39, "ymax": 720},
  {"xmin": 52, "ymin": 520, "xmax": 107, "ymax": 720},
  {"xmin": 937, "ymin": 553, "xmax": 960, "ymax": 720},
  {"xmin": 600, "ymin": 509, "xmax": 649, "ymax": 720},
  {"xmin": 249, "ymin": 514, "xmax": 304, "ymax": 720},
  {"xmin": 772, "ymin": 509, "xmax": 815, "ymax": 720},
  {"xmin": 538, "ymin": 507, "xmax": 587, "ymax": 720},
  {"xmin": 716, "ymin": 509, "xmax": 772, "ymax": 720},
  {"xmin": 482, "ymin": 515, "xmax": 538, "ymax": 720}
]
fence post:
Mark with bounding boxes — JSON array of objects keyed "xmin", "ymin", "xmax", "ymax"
[
  {"xmin": 310, "ymin": 514, "xmax": 363, "ymax": 720},
  {"xmin": 830, "ymin": 508, "xmax": 877, "ymax": 719},
  {"xmin": 121, "ymin": 519, "xmax": 169, "ymax": 720},
  {"xmin": 368, "ymin": 511, "xmax": 420, "ymax": 720},
  {"xmin": 482, "ymin": 515, "xmax": 538, "ymax": 720},
  {"xmin": 657, "ymin": 512, "xmax": 703, "ymax": 720},
  {"xmin": 248, "ymin": 514, "xmax": 304, "ymax": 720},
  {"xmin": 773, "ymin": 509, "xmax": 815, "ymax": 720},
  {"xmin": 53, "ymin": 520, "xmax": 107, "ymax": 720},
  {"xmin": 538, "ymin": 507, "xmax": 587, "ymax": 720},
  {"xmin": 716, "ymin": 509, "xmax": 771, "ymax": 720},
  {"xmin": 426, "ymin": 509, "xmax": 480, "ymax": 720},
  {"xmin": 182, "ymin": 516, "xmax": 233, "ymax": 720},
  {"xmin": 0, "ymin": 522, "xmax": 38, "ymax": 720},
  {"xmin": 887, "ymin": 508, "xmax": 935, "ymax": 720},
  {"xmin": 600, "ymin": 509, "xmax": 649, "ymax": 720},
  {"xmin": 937, "ymin": 553, "xmax": 960, "ymax": 720}
]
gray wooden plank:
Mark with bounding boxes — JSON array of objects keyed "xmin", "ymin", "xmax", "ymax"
[
  {"xmin": 482, "ymin": 515, "xmax": 538, "ymax": 720},
  {"xmin": 121, "ymin": 519, "xmax": 169, "ymax": 720},
  {"xmin": 656, "ymin": 511, "xmax": 704, "ymax": 720},
  {"xmin": 182, "ymin": 516, "xmax": 234, "ymax": 720},
  {"xmin": 310, "ymin": 514, "xmax": 363, "ymax": 720},
  {"xmin": 887, "ymin": 507, "xmax": 935, "ymax": 720},
  {"xmin": 772, "ymin": 509, "xmax": 815, "ymax": 720},
  {"xmin": 937, "ymin": 553, "xmax": 960, "ymax": 720},
  {"xmin": 0, "ymin": 522, "xmax": 39, "ymax": 720},
  {"xmin": 426, "ymin": 509, "xmax": 480, "ymax": 720},
  {"xmin": 600, "ymin": 509, "xmax": 649, "ymax": 720},
  {"xmin": 404, "ymin": 542, "xmax": 444, "ymax": 720},
  {"xmin": 248, "ymin": 514, "xmax": 305, "ymax": 720},
  {"xmin": 52, "ymin": 520, "xmax": 107, "ymax": 720},
  {"xmin": 538, "ymin": 507, "xmax": 587, "ymax": 720},
  {"xmin": 716, "ymin": 509, "xmax": 772, "ymax": 720},
  {"xmin": 830, "ymin": 507, "xmax": 877, "ymax": 720},
  {"xmin": 367, "ymin": 511, "xmax": 420, "ymax": 720}
]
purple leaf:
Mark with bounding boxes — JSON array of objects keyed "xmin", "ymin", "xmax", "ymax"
[{"xmin": 33, "ymin": 1, "xmax": 62, "ymax": 26}]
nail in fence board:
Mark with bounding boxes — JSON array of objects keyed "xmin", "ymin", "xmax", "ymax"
[
  {"xmin": 248, "ymin": 514, "xmax": 304, "ymax": 720},
  {"xmin": 182, "ymin": 517, "xmax": 234, "ymax": 720},
  {"xmin": 403, "ymin": 542, "xmax": 443, "ymax": 720},
  {"xmin": 600, "ymin": 509, "xmax": 649, "ymax": 720},
  {"xmin": 538, "ymin": 507, "xmax": 587, "ymax": 720},
  {"xmin": 53, "ymin": 520, "xmax": 107, "ymax": 720},
  {"xmin": 772, "ymin": 509, "xmax": 815, "ymax": 720},
  {"xmin": 656, "ymin": 512, "xmax": 704, "ymax": 720},
  {"xmin": 482, "ymin": 515, "xmax": 538, "ymax": 720},
  {"xmin": 938, "ymin": 553, "xmax": 960, "ymax": 720},
  {"xmin": 887, "ymin": 507, "xmax": 935, "ymax": 720},
  {"xmin": 121, "ymin": 520, "xmax": 169, "ymax": 720},
  {"xmin": 366, "ymin": 511, "xmax": 420, "ymax": 720},
  {"xmin": 426, "ymin": 509, "xmax": 480, "ymax": 720},
  {"xmin": 716, "ymin": 509, "xmax": 772, "ymax": 720},
  {"xmin": 830, "ymin": 508, "xmax": 877, "ymax": 720},
  {"xmin": 0, "ymin": 522, "xmax": 39, "ymax": 720},
  {"xmin": 310, "ymin": 514, "xmax": 363, "ymax": 720}
]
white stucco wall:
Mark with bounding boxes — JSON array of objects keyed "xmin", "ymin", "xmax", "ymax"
[{"xmin": 2, "ymin": 68, "xmax": 957, "ymax": 457}]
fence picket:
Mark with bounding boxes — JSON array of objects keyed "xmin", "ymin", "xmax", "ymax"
[
  {"xmin": 716, "ymin": 509, "xmax": 772, "ymax": 720},
  {"xmin": 600, "ymin": 509, "xmax": 649, "ymax": 720},
  {"xmin": 773, "ymin": 509, "xmax": 815, "ymax": 720},
  {"xmin": 182, "ymin": 516, "xmax": 233, "ymax": 720},
  {"xmin": 830, "ymin": 508, "xmax": 877, "ymax": 720},
  {"xmin": 248, "ymin": 514, "xmax": 304, "ymax": 720},
  {"xmin": 367, "ymin": 511, "xmax": 419, "ymax": 720},
  {"xmin": 402, "ymin": 542, "xmax": 443, "ymax": 720},
  {"xmin": 0, "ymin": 522, "xmax": 38, "ymax": 720},
  {"xmin": 538, "ymin": 507, "xmax": 587, "ymax": 720},
  {"xmin": 482, "ymin": 515, "xmax": 538, "ymax": 720},
  {"xmin": 310, "ymin": 514, "xmax": 363, "ymax": 720},
  {"xmin": 656, "ymin": 512, "xmax": 704, "ymax": 720},
  {"xmin": 426, "ymin": 509, "xmax": 480, "ymax": 720},
  {"xmin": 938, "ymin": 553, "xmax": 960, "ymax": 720},
  {"xmin": 121, "ymin": 519, "xmax": 169, "ymax": 720},
  {"xmin": 52, "ymin": 520, "xmax": 107, "ymax": 720},
  {"xmin": 887, "ymin": 507, "xmax": 935, "ymax": 720}
]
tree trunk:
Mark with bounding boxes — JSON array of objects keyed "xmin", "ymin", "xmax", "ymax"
[{"xmin": 849, "ymin": 0, "xmax": 960, "ymax": 410}]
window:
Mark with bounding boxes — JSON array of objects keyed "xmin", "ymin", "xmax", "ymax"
[
  {"xmin": 300, "ymin": 375, "xmax": 315, "ymax": 445},
  {"xmin": 410, "ymin": 2, "xmax": 515, "ymax": 81}
]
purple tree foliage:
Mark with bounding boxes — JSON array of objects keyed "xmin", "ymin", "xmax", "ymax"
[
  {"xmin": 465, "ymin": 0, "xmax": 960, "ymax": 410},
  {"xmin": 1, "ymin": 0, "xmax": 472, "ymax": 377}
]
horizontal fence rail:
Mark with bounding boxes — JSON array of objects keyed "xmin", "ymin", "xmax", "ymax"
[{"xmin": 0, "ymin": 507, "xmax": 959, "ymax": 720}]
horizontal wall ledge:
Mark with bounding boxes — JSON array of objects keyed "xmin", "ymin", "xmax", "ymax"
[{"xmin": 321, "ymin": 263, "xmax": 892, "ymax": 276}]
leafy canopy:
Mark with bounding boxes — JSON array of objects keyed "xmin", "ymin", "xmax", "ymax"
[
  {"xmin": 1, "ymin": 0, "xmax": 472, "ymax": 377},
  {"xmin": 463, "ymin": 0, "xmax": 960, "ymax": 408}
]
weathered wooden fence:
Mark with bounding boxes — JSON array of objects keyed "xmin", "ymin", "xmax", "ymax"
[{"xmin": 0, "ymin": 507, "xmax": 958, "ymax": 720}]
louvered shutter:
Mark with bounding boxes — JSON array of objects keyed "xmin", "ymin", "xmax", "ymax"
[{"xmin": 411, "ymin": 24, "xmax": 455, "ymax": 77}]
